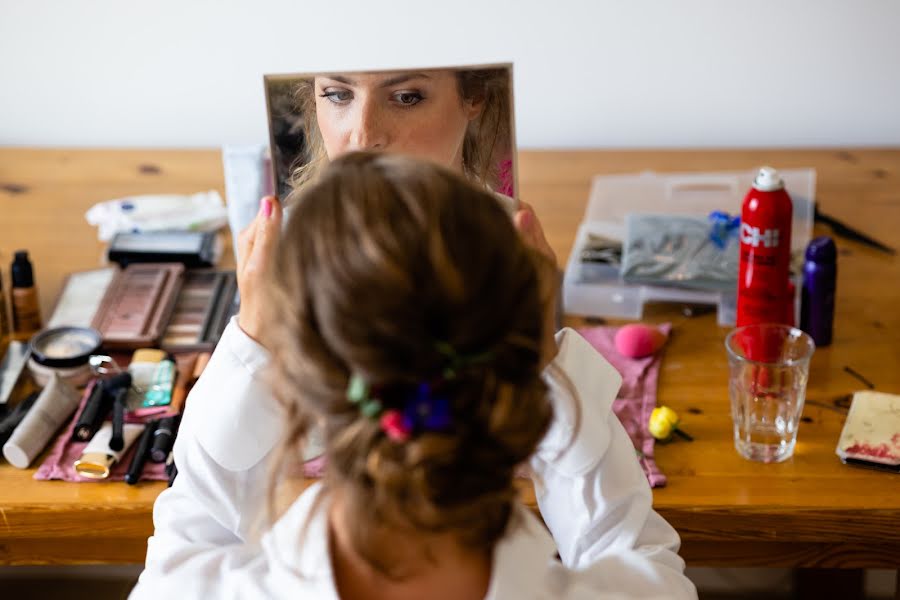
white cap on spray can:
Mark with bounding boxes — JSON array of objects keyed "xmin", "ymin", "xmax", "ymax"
[{"xmin": 753, "ymin": 166, "xmax": 784, "ymax": 192}]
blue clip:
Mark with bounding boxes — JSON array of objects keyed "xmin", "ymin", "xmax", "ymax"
[{"xmin": 708, "ymin": 211, "xmax": 740, "ymax": 250}]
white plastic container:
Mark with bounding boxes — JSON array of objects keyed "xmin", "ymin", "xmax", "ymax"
[{"xmin": 562, "ymin": 168, "xmax": 816, "ymax": 326}]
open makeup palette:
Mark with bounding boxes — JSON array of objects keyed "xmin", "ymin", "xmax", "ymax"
[
  {"xmin": 160, "ymin": 269, "xmax": 237, "ymax": 351},
  {"xmin": 49, "ymin": 263, "xmax": 236, "ymax": 352}
]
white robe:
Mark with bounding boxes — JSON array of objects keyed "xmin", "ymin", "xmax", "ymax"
[{"xmin": 130, "ymin": 319, "xmax": 697, "ymax": 599}]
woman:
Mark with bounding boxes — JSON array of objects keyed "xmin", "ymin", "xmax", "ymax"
[
  {"xmin": 253, "ymin": 66, "xmax": 530, "ymax": 348},
  {"xmin": 132, "ymin": 153, "xmax": 695, "ymax": 598}
]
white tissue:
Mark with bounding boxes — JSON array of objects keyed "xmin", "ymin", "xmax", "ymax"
[{"xmin": 85, "ymin": 190, "xmax": 228, "ymax": 241}]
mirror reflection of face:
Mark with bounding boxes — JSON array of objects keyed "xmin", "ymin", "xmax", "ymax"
[{"xmin": 314, "ymin": 70, "xmax": 483, "ymax": 173}]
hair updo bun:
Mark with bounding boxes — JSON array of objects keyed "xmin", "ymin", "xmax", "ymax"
[{"xmin": 264, "ymin": 151, "xmax": 556, "ymax": 576}]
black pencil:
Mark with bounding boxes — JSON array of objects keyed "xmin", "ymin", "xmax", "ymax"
[{"xmin": 125, "ymin": 420, "xmax": 157, "ymax": 485}]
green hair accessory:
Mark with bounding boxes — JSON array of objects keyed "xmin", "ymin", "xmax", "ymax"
[
  {"xmin": 347, "ymin": 373, "xmax": 383, "ymax": 419},
  {"xmin": 434, "ymin": 341, "xmax": 494, "ymax": 379}
]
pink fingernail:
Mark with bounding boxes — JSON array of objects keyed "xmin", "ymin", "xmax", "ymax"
[
  {"xmin": 519, "ymin": 209, "xmax": 532, "ymax": 228},
  {"xmin": 262, "ymin": 198, "xmax": 272, "ymax": 218}
]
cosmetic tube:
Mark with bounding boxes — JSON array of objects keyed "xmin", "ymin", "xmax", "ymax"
[
  {"xmin": 72, "ymin": 372, "xmax": 132, "ymax": 442},
  {"xmin": 74, "ymin": 421, "xmax": 144, "ymax": 479},
  {"xmin": 3, "ymin": 373, "xmax": 80, "ymax": 468},
  {"xmin": 109, "ymin": 387, "xmax": 128, "ymax": 451},
  {"xmin": 0, "ymin": 391, "xmax": 39, "ymax": 447},
  {"xmin": 150, "ymin": 414, "xmax": 180, "ymax": 463}
]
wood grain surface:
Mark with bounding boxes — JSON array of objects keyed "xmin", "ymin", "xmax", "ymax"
[{"xmin": 0, "ymin": 148, "xmax": 898, "ymax": 566}]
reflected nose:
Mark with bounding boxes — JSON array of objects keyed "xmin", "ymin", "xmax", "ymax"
[{"xmin": 348, "ymin": 98, "xmax": 388, "ymax": 151}]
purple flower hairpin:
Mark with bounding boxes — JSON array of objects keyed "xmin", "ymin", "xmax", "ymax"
[
  {"xmin": 407, "ymin": 382, "xmax": 452, "ymax": 430},
  {"xmin": 380, "ymin": 383, "xmax": 452, "ymax": 443},
  {"xmin": 348, "ymin": 373, "xmax": 455, "ymax": 443},
  {"xmin": 348, "ymin": 341, "xmax": 491, "ymax": 443}
]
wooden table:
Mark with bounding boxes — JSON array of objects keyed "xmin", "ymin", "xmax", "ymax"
[{"xmin": 1, "ymin": 148, "xmax": 898, "ymax": 570}]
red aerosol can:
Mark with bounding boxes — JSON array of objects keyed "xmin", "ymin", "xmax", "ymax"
[{"xmin": 736, "ymin": 166, "xmax": 794, "ymax": 332}]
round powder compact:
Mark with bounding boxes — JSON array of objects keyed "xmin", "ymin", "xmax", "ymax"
[{"xmin": 28, "ymin": 326, "xmax": 103, "ymax": 388}]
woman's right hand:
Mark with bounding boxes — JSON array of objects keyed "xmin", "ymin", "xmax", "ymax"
[
  {"xmin": 236, "ymin": 196, "xmax": 283, "ymax": 344},
  {"xmin": 513, "ymin": 202, "xmax": 560, "ymax": 368}
]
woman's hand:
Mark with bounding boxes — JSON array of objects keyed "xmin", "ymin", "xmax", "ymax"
[
  {"xmin": 513, "ymin": 202, "xmax": 561, "ymax": 367},
  {"xmin": 513, "ymin": 202, "xmax": 556, "ymax": 266},
  {"xmin": 237, "ymin": 196, "xmax": 283, "ymax": 344}
]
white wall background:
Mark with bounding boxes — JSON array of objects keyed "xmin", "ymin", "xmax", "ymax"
[{"xmin": 2, "ymin": 0, "xmax": 899, "ymax": 148}]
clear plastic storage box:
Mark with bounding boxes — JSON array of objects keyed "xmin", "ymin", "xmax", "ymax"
[{"xmin": 562, "ymin": 168, "xmax": 816, "ymax": 326}]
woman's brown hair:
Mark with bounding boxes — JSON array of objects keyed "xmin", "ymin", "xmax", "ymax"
[
  {"xmin": 288, "ymin": 67, "xmax": 512, "ymax": 192},
  {"xmin": 263, "ymin": 151, "xmax": 554, "ymax": 577}
]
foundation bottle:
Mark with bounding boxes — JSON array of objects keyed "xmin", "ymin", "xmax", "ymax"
[{"xmin": 11, "ymin": 251, "xmax": 42, "ymax": 339}]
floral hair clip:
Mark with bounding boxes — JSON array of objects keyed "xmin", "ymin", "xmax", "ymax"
[
  {"xmin": 380, "ymin": 382, "xmax": 452, "ymax": 442},
  {"xmin": 346, "ymin": 378, "xmax": 455, "ymax": 443},
  {"xmin": 345, "ymin": 342, "xmax": 493, "ymax": 442},
  {"xmin": 346, "ymin": 374, "xmax": 383, "ymax": 418}
]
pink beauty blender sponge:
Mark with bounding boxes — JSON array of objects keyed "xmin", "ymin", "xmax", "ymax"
[{"xmin": 614, "ymin": 324, "xmax": 668, "ymax": 359}]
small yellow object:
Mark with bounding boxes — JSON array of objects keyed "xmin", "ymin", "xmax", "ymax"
[{"xmin": 649, "ymin": 406, "xmax": 693, "ymax": 442}]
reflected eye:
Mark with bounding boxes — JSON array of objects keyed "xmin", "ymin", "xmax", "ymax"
[
  {"xmin": 393, "ymin": 91, "xmax": 424, "ymax": 107},
  {"xmin": 319, "ymin": 89, "xmax": 353, "ymax": 105}
]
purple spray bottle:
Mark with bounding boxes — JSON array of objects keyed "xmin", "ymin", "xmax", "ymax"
[{"xmin": 800, "ymin": 236, "xmax": 837, "ymax": 346}]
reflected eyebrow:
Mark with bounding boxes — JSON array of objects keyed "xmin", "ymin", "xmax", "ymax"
[
  {"xmin": 321, "ymin": 75, "xmax": 356, "ymax": 85},
  {"xmin": 319, "ymin": 72, "xmax": 432, "ymax": 88},
  {"xmin": 379, "ymin": 73, "xmax": 431, "ymax": 87}
]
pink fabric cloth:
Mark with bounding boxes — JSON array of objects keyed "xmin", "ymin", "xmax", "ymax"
[
  {"xmin": 35, "ymin": 380, "xmax": 172, "ymax": 483},
  {"xmin": 576, "ymin": 324, "xmax": 671, "ymax": 488}
]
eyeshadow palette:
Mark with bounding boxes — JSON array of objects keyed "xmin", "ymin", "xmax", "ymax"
[
  {"xmin": 92, "ymin": 263, "xmax": 184, "ymax": 349},
  {"xmin": 160, "ymin": 270, "xmax": 237, "ymax": 352}
]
